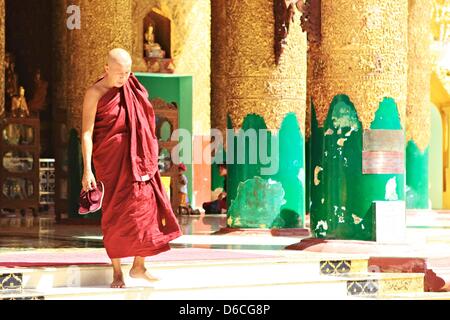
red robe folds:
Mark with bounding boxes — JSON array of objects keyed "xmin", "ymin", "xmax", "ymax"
[{"xmin": 92, "ymin": 73, "xmax": 182, "ymax": 259}]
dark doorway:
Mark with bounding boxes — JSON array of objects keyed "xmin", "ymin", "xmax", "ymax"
[{"xmin": 6, "ymin": 0, "xmax": 54, "ymax": 158}]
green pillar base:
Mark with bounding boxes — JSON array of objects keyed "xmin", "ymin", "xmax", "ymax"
[
  {"xmin": 310, "ymin": 95, "xmax": 405, "ymax": 241},
  {"xmin": 406, "ymin": 140, "xmax": 429, "ymax": 209},
  {"xmin": 226, "ymin": 113, "xmax": 305, "ymax": 229}
]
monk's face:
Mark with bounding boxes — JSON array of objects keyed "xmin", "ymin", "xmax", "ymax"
[{"xmin": 105, "ymin": 61, "xmax": 131, "ymax": 88}]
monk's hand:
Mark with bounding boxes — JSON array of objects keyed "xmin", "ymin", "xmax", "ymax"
[{"xmin": 82, "ymin": 171, "xmax": 97, "ymax": 192}]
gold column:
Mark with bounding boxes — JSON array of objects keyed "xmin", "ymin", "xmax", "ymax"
[
  {"xmin": 66, "ymin": 0, "xmax": 133, "ymax": 133},
  {"xmin": 0, "ymin": 0, "xmax": 4, "ymax": 117},
  {"xmin": 406, "ymin": 0, "xmax": 433, "ymax": 151},
  {"xmin": 52, "ymin": 0, "xmax": 69, "ymax": 112},
  {"xmin": 225, "ymin": 0, "xmax": 307, "ymax": 133},
  {"xmin": 211, "ymin": 0, "xmax": 228, "ymax": 137},
  {"xmin": 309, "ymin": 1, "xmax": 408, "ymax": 130},
  {"xmin": 132, "ymin": 0, "xmax": 211, "ymax": 137}
]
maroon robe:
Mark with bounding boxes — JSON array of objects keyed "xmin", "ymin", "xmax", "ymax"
[{"xmin": 92, "ymin": 73, "xmax": 182, "ymax": 259}]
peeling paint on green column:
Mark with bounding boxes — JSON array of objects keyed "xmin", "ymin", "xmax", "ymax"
[
  {"xmin": 226, "ymin": 113, "xmax": 304, "ymax": 228},
  {"xmin": 310, "ymin": 95, "xmax": 405, "ymax": 241},
  {"xmin": 406, "ymin": 141, "xmax": 429, "ymax": 209}
]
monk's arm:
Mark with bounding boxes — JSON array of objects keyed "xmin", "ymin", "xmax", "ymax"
[{"xmin": 81, "ymin": 88, "xmax": 98, "ymax": 191}]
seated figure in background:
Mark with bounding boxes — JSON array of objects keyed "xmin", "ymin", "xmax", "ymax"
[
  {"xmin": 28, "ymin": 69, "xmax": 48, "ymax": 115},
  {"xmin": 203, "ymin": 164, "xmax": 228, "ymax": 215}
]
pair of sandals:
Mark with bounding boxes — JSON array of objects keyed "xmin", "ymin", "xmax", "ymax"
[{"xmin": 78, "ymin": 181, "xmax": 105, "ymax": 215}]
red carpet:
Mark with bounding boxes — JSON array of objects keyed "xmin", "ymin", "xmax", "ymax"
[{"xmin": 0, "ymin": 248, "xmax": 277, "ymax": 268}]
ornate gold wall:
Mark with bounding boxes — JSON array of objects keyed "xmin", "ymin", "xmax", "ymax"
[
  {"xmin": 308, "ymin": 1, "xmax": 408, "ymax": 131},
  {"xmin": 407, "ymin": 0, "xmax": 433, "ymax": 151},
  {"xmin": 64, "ymin": 0, "xmax": 133, "ymax": 133},
  {"xmin": 224, "ymin": 0, "xmax": 307, "ymax": 133},
  {"xmin": 131, "ymin": 0, "xmax": 211, "ymax": 136},
  {"xmin": 0, "ymin": 0, "xmax": 4, "ymax": 116}
]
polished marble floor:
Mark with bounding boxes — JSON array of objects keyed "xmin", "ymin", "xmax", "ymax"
[
  {"xmin": 0, "ymin": 213, "xmax": 231, "ymax": 250},
  {"xmin": 2, "ymin": 210, "xmax": 450, "ymax": 299},
  {"xmin": 1, "ymin": 210, "xmax": 450, "ymax": 254}
]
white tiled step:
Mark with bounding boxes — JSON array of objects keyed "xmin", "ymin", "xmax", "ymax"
[
  {"xmin": 2, "ymin": 262, "xmax": 424, "ymax": 300},
  {"xmin": 2, "ymin": 257, "xmax": 367, "ymax": 291},
  {"xmin": 0, "ymin": 273, "xmax": 424, "ymax": 300},
  {"xmin": 0, "ymin": 287, "xmax": 152, "ymax": 300},
  {"xmin": 143, "ymin": 273, "xmax": 424, "ymax": 300}
]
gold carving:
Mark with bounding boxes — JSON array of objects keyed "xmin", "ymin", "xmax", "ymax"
[
  {"xmin": 211, "ymin": 0, "xmax": 228, "ymax": 136},
  {"xmin": 0, "ymin": 0, "xmax": 4, "ymax": 118},
  {"xmin": 274, "ymin": 0, "xmax": 303, "ymax": 65},
  {"xmin": 223, "ymin": 0, "xmax": 307, "ymax": 134},
  {"xmin": 379, "ymin": 277, "xmax": 424, "ymax": 295},
  {"xmin": 407, "ymin": 0, "xmax": 433, "ymax": 151},
  {"xmin": 307, "ymin": 1, "xmax": 408, "ymax": 138},
  {"xmin": 132, "ymin": 0, "xmax": 211, "ymax": 136},
  {"xmin": 64, "ymin": 0, "xmax": 133, "ymax": 133}
]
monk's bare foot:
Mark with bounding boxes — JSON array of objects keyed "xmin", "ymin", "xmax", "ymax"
[
  {"xmin": 129, "ymin": 267, "xmax": 159, "ymax": 282},
  {"xmin": 110, "ymin": 272, "xmax": 126, "ymax": 288}
]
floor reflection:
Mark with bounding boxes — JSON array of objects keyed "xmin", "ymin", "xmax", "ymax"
[{"xmin": 0, "ymin": 214, "xmax": 228, "ymax": 250}]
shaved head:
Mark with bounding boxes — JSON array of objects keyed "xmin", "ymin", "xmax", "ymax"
[
  {"xmin": 104, "ymin": 48, "xmax": 132, "ymax": 88},
  {"xmin": 107, "ymin": 48, "xmax": 132, "ymax": 67}
]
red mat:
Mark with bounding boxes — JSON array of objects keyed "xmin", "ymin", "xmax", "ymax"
[{"xmin": 0, "ymin": 248, "xmax": 277, "ymax": 268}]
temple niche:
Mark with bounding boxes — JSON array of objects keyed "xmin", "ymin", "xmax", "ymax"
[
  {"xmin": 143, "ymin": 9, "xmax": 175, "ymax": 73},
  {"xmin": 132, "ymin": 0, "xmax": 211, "ymax": 137}
]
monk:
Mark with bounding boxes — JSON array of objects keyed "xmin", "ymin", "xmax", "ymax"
[{"xmin": 81, "ymin": 48, "xmax": 182, "ymax": 288}]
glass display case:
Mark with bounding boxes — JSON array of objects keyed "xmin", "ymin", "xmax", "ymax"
[
  {"xmin": 0, "ymin": 117, "xmax": 40, "ymax": 215},
  {"xmin": 39, "ymin": 158, "xmax": 55, "ymax": 205}
]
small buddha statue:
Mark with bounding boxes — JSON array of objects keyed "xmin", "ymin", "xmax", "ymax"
[
  {"xmin": 145, "ymin": 24, "xmax": 156, "ymax": 45},
  {"xmin": 11, "ymin": 86, "xmax": 30, "ymax": 118},
  {"xmin": 144, "ymin": 24, "xmax": 165, "ymax": 58}
]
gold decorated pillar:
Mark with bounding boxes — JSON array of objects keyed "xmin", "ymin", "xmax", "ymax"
[
  {"xmin": 308, "ymin": 1, "xmax": 409, "ymax": 240},
  {"xmin": 51, "ymin": 0, "xmax": 70, "ymax": 219},
  {"xmin": 224, "ymin": 0, "xmax": 307, "ymax": 229},
  {"xmin": 210, "ymin": 0, "xmax": 228, "ymax": 197},
  {"xmin": 51, "ymin": 0, "xmax": 69, "ymax": 113},
  {"xmin": 211, "ymin": 0, "xmax": 228, "ymax": 138},
  {"xmin": 65, "ymin": 0, "xmax": 133, "ymax": 133},
  {"xmin": 406, "ymin": 0, "xmax": 434, "ymax": 209},
  {"xmin": 0, "ymin": 0, "xmax": 4, "ymax": 117}
]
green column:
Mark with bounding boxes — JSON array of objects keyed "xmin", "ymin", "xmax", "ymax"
[
  {"xmin": 227, "ymin": 113, "xmax": 304, "ymax": 228},
  {"xmin": 223, "ymin": 0, "xmax": 307, "ymax": 229},
  {"xmin": 406, "ymin": 142, "xmax": 429, "ymax": 209},
  {"xmin": 310, "ymin": 96, "xmax": 405, "ymax": 240},
  {"xmin": 307, "ymin": 1, "xmax": 408, "ymax": 240}
]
